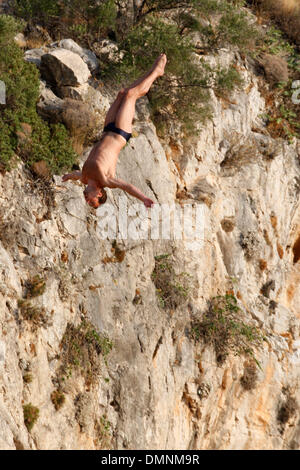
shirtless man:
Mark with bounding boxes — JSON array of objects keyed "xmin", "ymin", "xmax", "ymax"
[{"xmin": 62, "ymin": 53, "xmax": 167, "ymax": 209}]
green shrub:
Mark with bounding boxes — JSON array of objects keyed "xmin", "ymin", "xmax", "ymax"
[
  {"xmin": 13, "ymin": 0, "xmax": 60, "ymax": 22},
  {"xmin": 191, "ymin": 294, "xmax": 265, "ymax": 366},
  {"xmin": 131, "ymin": 0, "xmax": 259, "ymax": 51},
  {"xmin": 214, "ymin": 64, "xmax": 245, "ymax": 96},
  {"xmin": 13, "ymin": 0, "xmax": 117, "ymax": 40},
  {"xmin": 0, "ymin": 15, "xmax": 77, "ymax": 173},
  {"xmin": 57, "ymin": 320, "xmax": 113, "ymax": 387},
  {"xmin": 250, "ymin": 23, "xmax": 300, "ymax": 143},
  {"xmin": 96, "ymin": 415, "xmax": 112, "ymax": 449},
  {"xmin": 215, "ymin": 8, "xmax": 259, "ymax": 50}
]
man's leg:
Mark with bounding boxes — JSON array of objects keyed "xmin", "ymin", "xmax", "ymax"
[
  {"xmin": 124, "ymin": 53, "xmax": 166, "ymax": 92},
  {"xmin": 115, "ymin": 54, "xmax": 167, "ymax": 134},
  {"xmin": 104, "ymin": 89, "xmax": 126, "ymax": 127}
]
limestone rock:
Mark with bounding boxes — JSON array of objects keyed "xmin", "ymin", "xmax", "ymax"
[
  {"xmin": 60, "ymin": 98, "xmax": 98, "ymax": 153},
  {"xmin": 57, "ymin": 83, "xmax": 90, "ymax": 101},
  {"xmin": 40, "ymin": 49, "xmax": 91, "ymax": 87},
  {"xmin": 56, "ymin": 39, "xmax": 99, "ymax": 72},
  {"xmin": 14, "ymin": 33, "xmax": 27, "ymax": 48},
  {"xmin": 91, "ymin": 39, "xmax": 125, "ymax": 63},
  {"xmin": 24, "ymin": 48, "xmax": 45, "ymax": 67},
  {"xmin": 36, "ymin": 83, "xmax": 64, "ymax": 122}
]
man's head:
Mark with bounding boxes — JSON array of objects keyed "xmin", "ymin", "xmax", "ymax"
[{"xmin": 83, "ymin": 186, "xmax": 107, "ymax": 208}]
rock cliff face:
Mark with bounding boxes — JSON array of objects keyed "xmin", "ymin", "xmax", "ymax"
[{"xmin": 0, "ymin": 22, "xmax": 300, "ymax": 450}]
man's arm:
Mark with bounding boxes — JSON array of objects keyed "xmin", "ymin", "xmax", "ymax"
[
  {"xmin": 62, "ymin": 171, "xmax": 82, "ymax": 182},
  {"xmin": 106, "ymin": 177, "xmax": 154, "ymax": 207}
]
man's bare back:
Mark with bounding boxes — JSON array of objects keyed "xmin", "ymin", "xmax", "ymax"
[{"xmin": 62, "ymin": 53, "xmax": 167, "ymax": 209}]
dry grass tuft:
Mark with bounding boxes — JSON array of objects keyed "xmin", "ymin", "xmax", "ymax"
[
  {"xmin": 240, "ymin": 360, "xmax": 258, "ymax": 390},
  {"xmin": 151, "ymin": 254, "xmax": 190, "ymax": 311}
]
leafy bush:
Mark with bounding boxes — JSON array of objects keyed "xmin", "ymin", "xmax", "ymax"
[
  {"xmin": 130, "ymin": 0, "xmax": 259, "ymax": 51},
  {"xmin": 214, "ymin": 64, "xmax": 244, "ymax": 96},
  {"xmin": 13, "ymin": 0, "xmax": 60, "ymax": 22},
  {"xmin": 12, "ymin": 0, "xmax": 117, "ymax": 40},
  {"xmin": 191, "ymin": 294, "xmax": 265, "ymax": 366},
  {"xmin": 0, "ymin": 15, "xmax": 77, "ymax": 173},
  {"xmin": 250, "ymin": 22, "xmax": 300, "ymax": 144},
  {"xmin": 213, "ymin": 8, "xmax": 258, "ymax": 50},
  {"xmin": 57, "ymin": 320, "xmax": 113, "ymax": 387}
]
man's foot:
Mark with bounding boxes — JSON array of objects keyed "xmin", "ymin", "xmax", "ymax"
[{"xmin": 152, "ymin": 53, "xmax": 167, "ymax": 77}]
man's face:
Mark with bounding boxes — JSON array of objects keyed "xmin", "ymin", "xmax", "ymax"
[{"xmin": 83, "ymin": 188, "xmax": 103, "ymax": 209}]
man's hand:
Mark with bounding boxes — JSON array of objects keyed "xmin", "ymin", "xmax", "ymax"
[
  {"xmin": 62, "ymin": 171, "xmax": 82, "ymax": 182},
  {"xmin": 144, "ymin": 197, "xmax": 154, "ymax": 208}
]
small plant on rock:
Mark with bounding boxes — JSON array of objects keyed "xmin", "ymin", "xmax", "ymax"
[
  {"xmin": 191, "ymin": 294, "xmax": 265, "ymax": 367},
  {"xmin": 95, "ymin": 415, "xmax": 112, "ymax": 449},
  {"xmin": 23, "ymin": 403, "xmax": 39, "ymax": 431},
  {"xmin": 25, "ymin": 275, "xmax": 46, "ymax": 298},
  {"xmin": 57, "ymin": 320, "xmax": 113, "ymax": 387},
  {"xmin": 151, "ymin": 254, "xmax": 190, "ymax": 310},
  {"xmin": 51, "ymin": 389, "xmax": 65, "ymax": 411},
  {"xmin": 240, "ymin": 360, "xmax": 258, "ymax": 390},
  {"xmin": 17, "ymin": 299, "xmax": 46, "ymax": 329},
  {"xmin": 23, "ymin": 373, "xmax": 33, "ymax": 384}
]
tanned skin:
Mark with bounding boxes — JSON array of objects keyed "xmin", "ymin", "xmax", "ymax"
[{"xmin": 62, "ymin": 53, "xmax": 167, "ymax": 209}]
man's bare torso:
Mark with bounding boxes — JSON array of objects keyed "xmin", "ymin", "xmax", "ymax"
[{"xmin": 81, "ymin": 132, "xmax": 124, "ymax": 186}]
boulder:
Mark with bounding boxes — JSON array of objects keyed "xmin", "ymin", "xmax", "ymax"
[
  {"xmin": 24, "ymin": 48, "xmax": 45, "ymax": 67},
  {"xmin": 92, "ymin": 39, "xmax": 124, "ymax": 63},
  {"xmin": 40, "ymin": 49, "xmax": 91, "ymax": 87},
  {"xmin": 56, "ymin": 83, "xmax": 110, "ymax": 136},
  {"xmin": 56, "ymin": 39, "xmax": 99, "ymax": 72},
  {"xmin": 60, "ymin": 97, "xmax": 98, "ymax": 147},
  {"xmin": 14, "ymin": 33, "xmax": 27, "ymax": 48},
  {"xmin": 57, "ymin": 83, "xmax": 90, "ymax": 101},
  {"xmin": 37, "ymin": 82, "xmax": 64, "ymax": 122}
]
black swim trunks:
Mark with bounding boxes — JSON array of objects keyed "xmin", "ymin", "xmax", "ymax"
[{"xmin": 103, "ymin": 122, "xmax": 132, "ymax": 142}]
